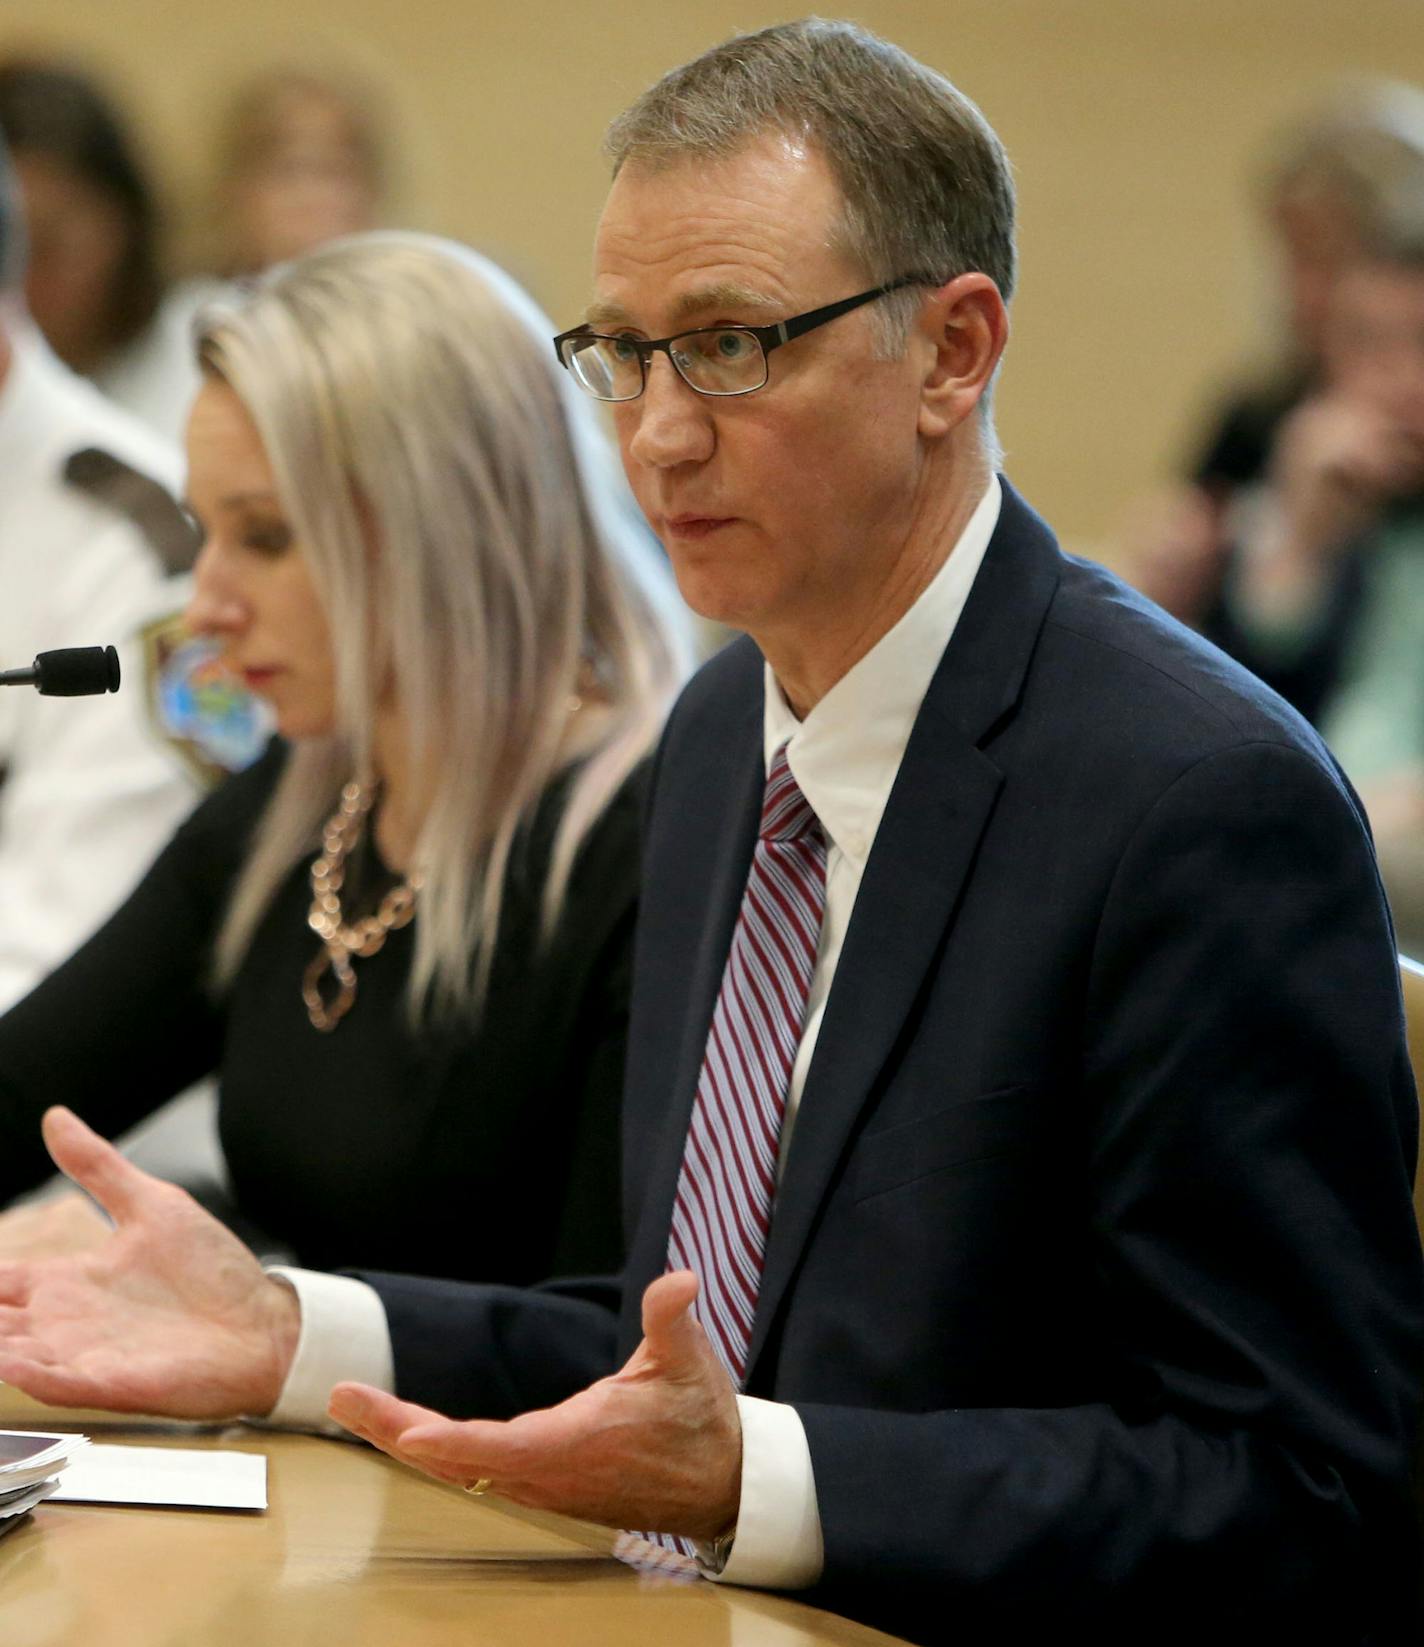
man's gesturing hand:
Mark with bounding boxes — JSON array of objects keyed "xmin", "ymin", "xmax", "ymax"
[
  {"xmin": 329, "ymin": 1269, "xmax": 743, "ymax": 1541},
  {"xmin": 0, "ymin": 1107, "xmax": 300, "ymax": 1419}
]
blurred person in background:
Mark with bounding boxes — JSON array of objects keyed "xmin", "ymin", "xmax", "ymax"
[
  {"xmin": 207, "ymin": 66, "xmax": 387, "ymax": 278},
  {"xmin": 0, "ymin": 129, "xmax": 214, "ymax": 1019},
  {"xmin": 0, "ymin": 57, "xmax": 205, "ymax": 445},
  {"xmin": 1128, "ymin": 82, "xmax": 1424, "ymax": 626},
  {"xmin": 0, "ymin": 58, "xmax": 392, "ymax": 448},
  {"xmin": 0, "ymin": 233, "xmax": 687, "ymax": 1291},
  {"xmin": 204, "ymin": 61, "xmax": 685, "ymax": 657},
  {"xmin": 1212, "ymin": 220, "xmax": 1424, "ymax": 953}
]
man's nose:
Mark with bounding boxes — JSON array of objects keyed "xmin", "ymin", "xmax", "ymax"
[
  {"xmin": 184, "ymin": 540, "xmax": 248, "ymax": 637},
  {"xmin": 624, "ymin": 354, "xmax": 716, "ymax": 470}
]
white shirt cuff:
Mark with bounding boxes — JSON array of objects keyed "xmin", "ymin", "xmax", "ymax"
[
  {"xmin": 703, "ymin": 1395, "xmax": 824, "ymax": 1590},
  {"xmin": 261, "ymin": 1267, "xmax": 395, "ymax": 1432}
]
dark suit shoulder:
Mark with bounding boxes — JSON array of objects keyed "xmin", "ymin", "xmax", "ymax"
[
  {"xmin": 1037, "ymin": 554, "xmax": 1338, "ymax": 780},
  {"xmin": 665, "ymin": 634, "xmax": 762, "ymax": 732},
  {"xmin": 648, "ymin": 636, "xmax": 764, "ymax": 818}
]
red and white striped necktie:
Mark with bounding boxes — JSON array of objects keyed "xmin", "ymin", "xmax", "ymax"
[{"xmin": 666, "ymin": 743, "xmax": 828, "ymax": 1386}]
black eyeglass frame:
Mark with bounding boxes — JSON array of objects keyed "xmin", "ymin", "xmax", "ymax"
[{"xmin": 552, "ymin": 274, "xmax": 937, "ymax": 401}]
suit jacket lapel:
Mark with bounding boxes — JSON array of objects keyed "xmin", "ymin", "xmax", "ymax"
[
  {"xmin": 621, "ymin": 665, "xmax": 765, "ymax": 1309},
  {"xmin": 744, "ymin": 480, "xmax": 1064, "ymax": 1377}
]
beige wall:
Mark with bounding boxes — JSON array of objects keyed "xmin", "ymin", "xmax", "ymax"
[{"xmin": 7, "ymin": 0, "xmax": 1424, "ymax": 550}]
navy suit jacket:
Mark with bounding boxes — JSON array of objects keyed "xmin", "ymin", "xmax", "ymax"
[{"xmin": 367, "ymin": 482, "xmax": 1424, "ymax": 1643}]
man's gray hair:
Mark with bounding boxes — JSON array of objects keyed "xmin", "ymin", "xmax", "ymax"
[{"xmin": 604, "ymin": 17, "xmax": 1016, "ymax": 356}]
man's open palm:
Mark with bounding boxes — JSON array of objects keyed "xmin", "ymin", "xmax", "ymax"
[
  {"xmin": 0, "ymin": 1107, "xmax": 298, "ymax": 1419},
  {"xmin": 330, "ymin": 1269, "xmax": 743, "ymax": 1539}
]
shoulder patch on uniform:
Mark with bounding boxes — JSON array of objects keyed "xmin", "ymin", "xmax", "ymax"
[
  {"xmin": 141, "ymin": 611, "xmax": 272, "ymax": 788},
  {"xmin": 63, "ymin": 447, "xmax": 201, "ymax": 575}
]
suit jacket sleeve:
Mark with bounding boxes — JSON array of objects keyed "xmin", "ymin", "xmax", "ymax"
[
  {"xmin": 361, "ymin": 1271, "xmax": 622, "ymax": 1420},
  {"xmin": 796, "ymin": 739, "xmax": 1423, "ymax": 1640}
]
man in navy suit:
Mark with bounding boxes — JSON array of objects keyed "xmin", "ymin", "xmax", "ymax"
[{"xmin": 1, "ymin": 20, "xmax": 1421, "ymax": 1642}]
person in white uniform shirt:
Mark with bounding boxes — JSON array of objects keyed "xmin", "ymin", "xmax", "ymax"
[
  {"xmin": 0, "ymin": 23, "xmax": 1418, "ymax": 1647},
  {"xmin": 0, "ymin": 141, "xmax": 211, "ymax": 1015}
]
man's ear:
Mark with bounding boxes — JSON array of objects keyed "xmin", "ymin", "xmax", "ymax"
[{"xmin": 916, "ymin": 273, "xmax": 1009, "ymax": 439}]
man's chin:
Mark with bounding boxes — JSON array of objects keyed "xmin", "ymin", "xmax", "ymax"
[
  {"xmin": 664, "ymin": 550, "xmax": 762, "ymax": 635},
  {"xmin": 668, "ymin": 575, "xmax": 761, "ymax": 637}
]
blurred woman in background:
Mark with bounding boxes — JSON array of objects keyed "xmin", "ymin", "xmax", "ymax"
[
  {"xmin": 0, "ymin": 233, "xmax": 686, "ymax": 1282},
  {"xmin": 0, "ymin": 57, "xmax": 185, "ymax": 433},
  {"xmin": 0, "ymin": 57, "xmax": 161, "ymax": 376}
]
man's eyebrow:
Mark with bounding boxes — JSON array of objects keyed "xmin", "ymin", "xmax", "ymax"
[
  {"xmin": 582, "ymin": 298, "xmax": 634, "ymax": 330},
  {"xmin": 582, "ymin": 282, "xmax": 783, "ymax": 333}
]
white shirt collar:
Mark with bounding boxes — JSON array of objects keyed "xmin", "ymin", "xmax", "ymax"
[{"xmin": 762, "ymin": 474, "xmax": 1001, "ymax": 865}]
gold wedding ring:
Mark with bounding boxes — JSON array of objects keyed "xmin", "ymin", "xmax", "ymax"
[{"xmin": 463, "ymin": 1477, "xmax": 493, "ymax": 1497}]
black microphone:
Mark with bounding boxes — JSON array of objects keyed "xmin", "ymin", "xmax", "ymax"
[{"xmin": 0, "ymin": 646, "xmax": 121, "ymax": 696}]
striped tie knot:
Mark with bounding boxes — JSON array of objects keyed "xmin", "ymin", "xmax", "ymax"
[{"xmin": 760, "ymin": 746, "xmax": 820, "ymax": 843}]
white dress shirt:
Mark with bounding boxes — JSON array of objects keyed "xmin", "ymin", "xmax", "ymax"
[{"xmin": 270, "ymin": 475, "xmax": 1002, "ymax": 1589}]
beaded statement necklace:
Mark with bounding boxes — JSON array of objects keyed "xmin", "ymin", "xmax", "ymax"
[{"xmin": 302, "ymin": 779, "xmax": 423, "ymax": 1033}]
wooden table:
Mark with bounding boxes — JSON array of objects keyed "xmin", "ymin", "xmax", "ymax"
[{"xmin": 0, "ymin": 1390, "xmax": 906, "ymax": 1646}]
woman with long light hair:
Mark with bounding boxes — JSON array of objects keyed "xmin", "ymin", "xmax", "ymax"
[{"xmin": 0, "ymin": 233, "xmax": 685, "ymax": 1282}]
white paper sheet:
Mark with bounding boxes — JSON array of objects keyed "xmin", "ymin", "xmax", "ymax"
[{"xmin": 49, "ymin": 1444, "xmax": 267, "ymax": 1511}]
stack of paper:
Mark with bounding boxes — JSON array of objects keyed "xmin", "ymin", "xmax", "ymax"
[{"xmin": 0, "ymin": 1430, "xmax": 90, "ymax": 1539}]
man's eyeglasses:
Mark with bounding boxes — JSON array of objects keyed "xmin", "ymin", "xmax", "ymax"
[{"xmin": 552, "ymin": 275, "xmax": 934, "ymax": 402}]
